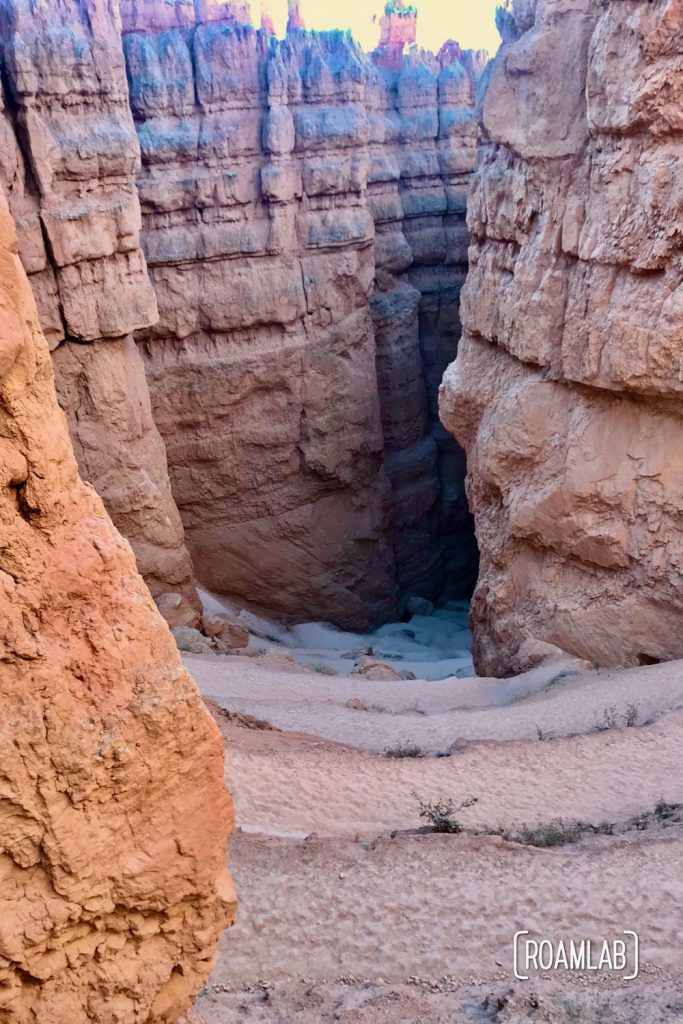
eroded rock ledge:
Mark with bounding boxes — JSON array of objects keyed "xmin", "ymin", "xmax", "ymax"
[
  {"xmin": 123, "ymin": 10, "xmax": 483, "ymax": 626},
  {"xmin": 0, "ymin": 190, "xmax": 235, "ymax": 1021},
  {"xmin": 440, "ymin": 0, "xmax": 683, "ymax": 674}
]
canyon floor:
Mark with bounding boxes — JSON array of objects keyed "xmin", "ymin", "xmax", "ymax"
[{"xmin": 185, "ymin": 645, "xmax": 683, "ymax": 1023}]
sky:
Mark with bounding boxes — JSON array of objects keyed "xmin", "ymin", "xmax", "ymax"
[{"xmin": 265, "ymin": 0, "xmax": 502, "ymax": 56}]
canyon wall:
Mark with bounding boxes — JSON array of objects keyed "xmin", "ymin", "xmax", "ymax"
[
  {"xmin": 0, "ymin": 0, "xmax": 482, "ymax": 630},
  {"xmin": 122, "ymin": 6, "xmax": 482, "ymax": 626},
  {"xmin": 369, "ymin": 42, "xmax": 483, "ymax": 601},
  {"xmin": 0, "ymin": 187, "xmax": 235, "ymax": 1021},
  {"xmin": 0, "ymin": 0, "xmax": 201, "ymax": 628},
  {"xmin": 440, "ymin": 0, "xmax": 683, "ymax": 674}
]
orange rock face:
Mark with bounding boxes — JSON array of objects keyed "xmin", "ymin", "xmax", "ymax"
[
  {"xmin": 0, "ymin": 192, "xmax": 235, "ymax": 1020},
  {"xmin": 440, "ymin": 0, "xmax": 683, "ymax": 674}
]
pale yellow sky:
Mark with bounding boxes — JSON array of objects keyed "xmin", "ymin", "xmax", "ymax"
[{"xmin": 264, "ymin": 0, "xmax": 501, "ymax": 56}]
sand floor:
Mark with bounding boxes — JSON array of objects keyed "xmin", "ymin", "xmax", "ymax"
[{"xmin": 184, "ymin": 651, "xmax": 683, "ymax": 1022}]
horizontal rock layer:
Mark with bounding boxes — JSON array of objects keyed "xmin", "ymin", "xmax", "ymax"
[
  {"xmin": 0, "ymin": 0, "xmax": 201, "ymax": 628},
  {"xmin": 0, "ymin": 188, "xmax": 235, "ymax": 1022},
  {"xmin": 1, "ymin": 0, "xmax": 483, "ymax": 629},
  {"xmin": 440, "ymin": 0, "xmax": 683, "ymax": 674},
  {"xmin": 125, "ymin": 13, "xmax": 483, "ymax": 626}
]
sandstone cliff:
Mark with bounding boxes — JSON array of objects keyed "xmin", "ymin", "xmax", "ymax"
[
  {"xmin": 440, "ymin": 0, "xmax": 683, "ymax": 674},
  {"xmin": 0, "ymin": 0, "xmax": 483, "ymax": 630},
  {"xmin": 0, "ymin": 0, "xmax": 201, "ymax": 628},
  {"xmin": 0, "ymin": 188, "xmax": 235, "ymax": 1021},
  {"xmin": 370, "ymin": 42, "xmax": 484, "ymax": 601},
  {"xmin": 122, "ymin": 7, "xmax": 482, "ymax": 626}
]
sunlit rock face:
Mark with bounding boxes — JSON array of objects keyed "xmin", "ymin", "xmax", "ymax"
[
  {"xmin": 0, "ymin": 187, "xmax": 235, "ymax": 1023},
  {"xmin": 440, "ymin": 0, "xmax": 683, "ymax": 675},
  {"xmin": 374, "ymin": 1, "xmax": 417, "ymax": 71},
  {"xmin": 122, "ymin": 5, "xmax": 483, "ymax": 627},
  {"xmin": 0, "ymin": 0, "xmax": 201, "ymax": 629}
]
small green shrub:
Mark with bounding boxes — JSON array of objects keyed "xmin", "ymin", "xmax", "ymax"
[
  {"xmin": 493, "ymin": 819, "xmax": 614, "ymax": 848},
  {"xmin": 654, "ymin": 798, "xmax": 682, "ymax": 821},
  {"xmin": 598, "ymin": 705, "xmax": 619, "ymax": 730},
  {"xmin": 415, "ymin": 794, "xmax": 477, "ymax": 833},
  {"xmin": 384, "ymin": 1, "xmax": 417, "ymax": 15}
]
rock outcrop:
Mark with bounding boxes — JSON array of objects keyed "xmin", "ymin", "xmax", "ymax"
[
  {"xmin": 122, "ymin": 7, "xmax": 482, "ymax": 627},
  {"xmin": 440, "ymin": 0, "xmax": 683, "ymax": 674},
  {"xmin": 0, "ymin": 188, "xmax": 235, "ymax": 1021},
  {"xmin": 0, "ymin": 0, "xmax": 201, "ymax": 628},
  {"xmin": 0, "ymin": 0, "xmax": 483, "ymax": 630},
  {"xmin": 374, "ymin": 1, "xmax": 417, "ymax": 71}
]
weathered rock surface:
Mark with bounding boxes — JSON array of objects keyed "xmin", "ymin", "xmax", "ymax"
[
  {"xmin": 370, "ymin": 42, "xmax": 484, "ymax": 601},
  {"xmin": 0, "ymin": 0, "xmax": 201, "ymax": 628},
  {"xmin": 0, "ymin": 190, "xmax": 235, "ymax": 1021},
  {"xmin": 374, "ymin": 1, "xmax": 417, "ymax": 71},
  {"xmin": 440, "ymin": 0, "xmax": 683, "ymax": 674},
  {"xmin": 123, "ymin": 8, "xmax": 482, "ymax": 626},
  {"xmin": 0, "ymin": 0, "xmax": 483, "ymax": 630}
]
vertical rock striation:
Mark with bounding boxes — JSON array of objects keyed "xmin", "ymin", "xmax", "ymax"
[
  {"xmin": 0, "ymin": 188, "xmax": 235, "ymax": 1022},
  {"xmin": 123, "ymin": 15, "xmax": 397, "ymax": 628},
  {"xmin": 440, "ymin": 0, "xmax": 683, "ymax": 674},
  {"xmin": 0, "ymin": 0, "xmax": 201, "ymax": 628}
]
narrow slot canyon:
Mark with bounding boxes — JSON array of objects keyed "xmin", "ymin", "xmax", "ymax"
[{"xmin": 0, "ymin": 1, "xmax": 682, "ymax": 1022}]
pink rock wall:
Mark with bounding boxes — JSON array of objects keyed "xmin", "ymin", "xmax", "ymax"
[
  {"xmin": 440, "ymin": 0, "xmax": 683, "ymax": 674},
  {"xmin": 370, "ymin": 44, "xmax": 484, "ymax": 600},
  {"xmin": 0, "ymin": 0, "xmax": 201, "ymax": 628},
  {"xmin": 123, "ymin": 8, "xmax": 483, "ymax": 626},
  {"xmin": 0, "ymin": 0, "xmax": 484, "ymax": 630}
]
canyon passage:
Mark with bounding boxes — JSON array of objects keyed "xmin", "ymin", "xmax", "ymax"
[{"xmin": 0, "ymin": 0, "xmax": 682, "ymax": 1022}]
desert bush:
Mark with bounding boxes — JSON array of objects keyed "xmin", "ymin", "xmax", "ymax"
[
  {"xmin": 415, "ymin": 794, "xmax": 477, "ymax": 833},
  {"xmin": 309, "ymin": 662, "xmax": 337, "ymax": 675}
]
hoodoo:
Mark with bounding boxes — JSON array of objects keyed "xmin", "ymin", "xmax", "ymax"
[
  {"xmin": 0, "ymin": 0, "xmax": 202, "ymax": 629},
  {"xmin": 1, "ymin": 1, "xmax": 683, "ymax": 1022},
  {"xmin": 0, "ymin": 0, "xmax": 482, "ymax": 632},
  {"xmin": 440, "ymin": 0, "xmax": 683, "ymax": 674},
  {"xmin": 0, "ymin": 187, "xmax": 235, "ymax": 1021},
  {"xmin": 122, "ymin": 7, "xmax": 482, "ymax": 626}
]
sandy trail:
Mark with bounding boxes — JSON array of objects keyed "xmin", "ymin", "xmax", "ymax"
[
  {"xmin": 217, "ymin": 830, "xmax": 683, "ymax": 988},
  {"xmin": 196, "ymin": 973, "xmax": 683, "ymax": 1024},
  {"xmin": 188, "ymin": 653, "xmax": 683, "ymax": 1022},
  {"xmin": 187, "ymin": 654, "xmax": 683, "ymax": 749},
  {"xmin": 219, "ymin": 711, "xmax": 683, "ymax": 837}
]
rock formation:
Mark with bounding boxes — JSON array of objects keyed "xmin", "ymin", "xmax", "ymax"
[
  {"xmin": 0, "ymin": 0, "xmax": 201, "ymax": 628},
  {"xmin": 0, "ymin": 0, "xmax": 483, "ymax": 631},
  {"xmin": 374, "ymin": 1, "xmax": 417, "ymax": 71},
  {"xmin": 370, "ymin": 42, "xmax": 484, "ymax": 601},
  {"xmin": 0, "ymin": 187, "xmax": 235, "ymax": 1021},
  {"xmin": 440, "ymin": 0, "xmax": 683, "ymax": 674},
  {"xmin": 122, "ymin": 6, "xmax": 482, "ymax": 627}
]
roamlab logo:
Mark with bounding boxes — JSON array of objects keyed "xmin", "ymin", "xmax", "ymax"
[{"xmin": 513, "ymin": 931, "xmax": 640, "ymax": 981}]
